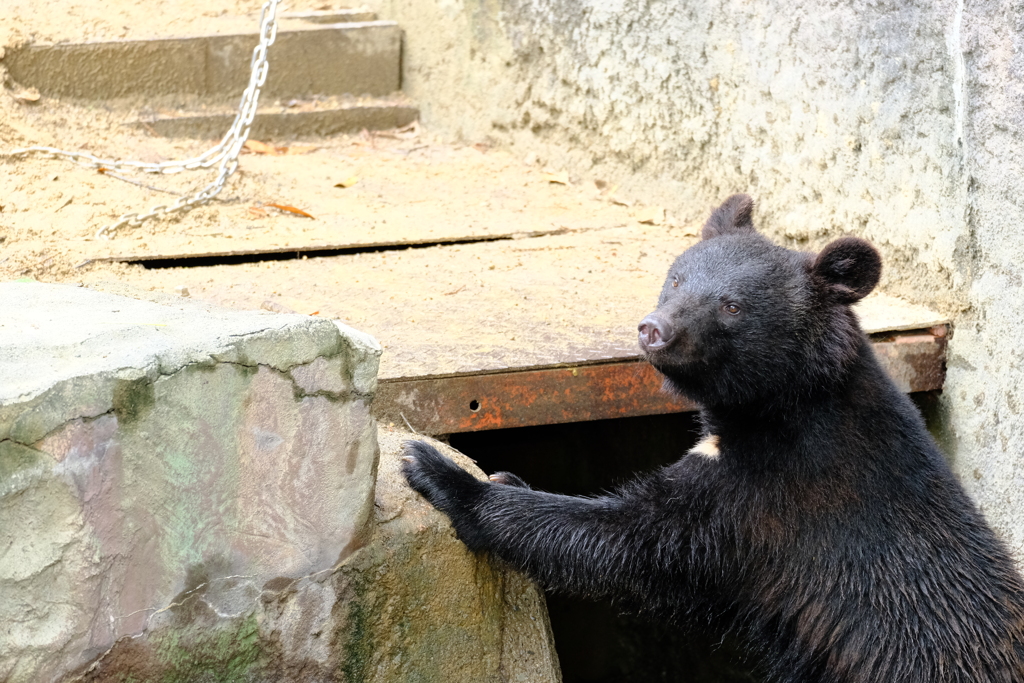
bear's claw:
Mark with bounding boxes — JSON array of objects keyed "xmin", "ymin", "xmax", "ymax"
[
  {"xmin": 489, "ymin": 471, "xmax": 530, "ymax": 488},
  {"xmin": 401, "ymin": 440, "xmax": 482, "ymax": 510}
]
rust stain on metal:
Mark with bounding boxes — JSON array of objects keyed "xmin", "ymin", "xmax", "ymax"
[
  {"xmin": 375, "ymin": 361, "xmax": 695, "ymax": 435},
  {"xmin": 375, "ymin": 327, "xmax": 948, "ymax": 435},
  {"xmin": 870, "ymin": 326, "xmax": 947, "ymax": 394}
]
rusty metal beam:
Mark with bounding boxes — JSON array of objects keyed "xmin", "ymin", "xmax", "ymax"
[
  {"xmin": 374, "ymin": 327, "xmax": 948, "ymax": 435},
  {"xmin": 869, "ymin": 327, "xmax": 948, "ymax": 393},
  {"xmin": 375, "ymin": 361, "xmax": 696, "ymax": 435}
]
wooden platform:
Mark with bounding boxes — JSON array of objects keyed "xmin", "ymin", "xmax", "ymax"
[
  {"xmin": 372, "ymin": 292, "xmax": 949, "ymax": 435},
  {"xmin": 96, "ymin": 220, "xmax": 950, "ymax": 437},
  {"xmin": 39, "ymin": 130, "xmax": 949, "ymax": 436}
]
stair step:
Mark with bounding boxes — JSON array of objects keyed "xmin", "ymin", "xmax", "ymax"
[
  {"xmin": 5, "ymin": 21, "xmax": 401, "ymax": 101},
  {"xmin": 281, "ymin": 9, "xmax": 378, "ymax": 23},
  {"xmin": 134, "ymin": 94, "xmax": 418, "ymax": 139}
]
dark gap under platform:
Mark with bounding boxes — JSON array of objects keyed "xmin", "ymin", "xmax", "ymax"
[{"xmin": 132, "ymin": 234, "xmax": 525, "ymax": 269}]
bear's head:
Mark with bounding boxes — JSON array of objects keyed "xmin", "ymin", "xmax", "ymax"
[{"xmin": 638, "ymin": 194, "xmax": 882, "ymax": 409}]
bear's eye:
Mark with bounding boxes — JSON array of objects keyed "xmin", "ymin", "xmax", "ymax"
[
  {"xmin": 723, "ymin": 303, "xmax": 741, "ymax": 315},
  {"xmin": 672, "ymin": 276, "xmax": 679, "ymax": 288}
]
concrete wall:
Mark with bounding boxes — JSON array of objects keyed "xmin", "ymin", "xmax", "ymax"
[{"xmin": 370, "ymin": 0, "xmax": 1024, "ymax": 559}]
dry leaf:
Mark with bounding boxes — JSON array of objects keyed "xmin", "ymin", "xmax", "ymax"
[
  {"xmin": 374, "ymin": 122, "xmax": 421, "ymax": 141},
  {"xmin": 635, "ymin": 206, "xmax": 665, "ymax": 225},
  {"xmin": 285, "ymin": 144, "xmax": 318, "ymax": 155},
  {"xmin": 597, "ymin": 180, "xmax": 627, "ymax": 203},
  {"xmin": 13, "ymin": 87, "xmax": 41, "ymax": 104},
  {"xmin": 247, "ymin": 205, "xmax": 269, "ymax": 218},
  {"xmin": 245, "ymin": 140, "xmax": 276, "ymax": 154},
  {"xmin": 541, "ymin": 170, "xmax": 570, "ymax": 185},
  {"xmin": 244, "ymin": 140, "xmax": 287, "ymax": 155},
  {"xmin": 388, "ymin": 121, "xmax": 420, "ymax": 140},
  {"xmin": 334, "ymin": 176, "xmax": 360, "ymax": 188},
  {"xmin": 266, "ymin": 203, "xmax": 315, "ymax": 219}
]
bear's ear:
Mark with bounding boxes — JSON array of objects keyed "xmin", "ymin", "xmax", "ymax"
[
  {"xmin": 701, "ymin": 194, "xmax": 756, "ymax": 240},
  {"xmin": 812, "ymin": 237, "xmax": 882, "ymax": 303}
]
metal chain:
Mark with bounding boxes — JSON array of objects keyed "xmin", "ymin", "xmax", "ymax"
[{"xmin": 3, "ymin": 0, "xmax": 281, "ymax": 239}]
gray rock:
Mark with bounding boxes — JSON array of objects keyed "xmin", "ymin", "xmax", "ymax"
[
  {"xmin": 66, "ymin": 427, "xmax": 561, "ymax": 683},
  {"xmin": 0, "ymin": 284, "xmax": 558, "ymax": 682}
]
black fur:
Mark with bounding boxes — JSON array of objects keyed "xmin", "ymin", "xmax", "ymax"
[{"xmin": 403, "ymin": 194, "xmax": 1024, "ymax": 682}]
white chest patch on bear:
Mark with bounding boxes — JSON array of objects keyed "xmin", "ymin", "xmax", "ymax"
[{"xmin": 689, "ymin": 434, "xmax": 720, "ymax": 459}]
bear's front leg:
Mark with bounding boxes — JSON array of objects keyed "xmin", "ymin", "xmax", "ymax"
[
  {"xmin": 402, "ymin": 440, "xmax": 703, "ymax": 609},
  {"xmin": 401, "ymin": 440, "xmax": 498, "ymax": 551}
]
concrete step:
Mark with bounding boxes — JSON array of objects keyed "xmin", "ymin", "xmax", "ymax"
[
  {"xmin": 134, "ymin": 93, "xmax": 418, "ymax": 139},
  {"xmin": 5, "ymin": 20, "xmax": 401, "ymax": 100},
  {"xmin": 280, "ymin": 9, "xmax": 378, "ymax": 24}
]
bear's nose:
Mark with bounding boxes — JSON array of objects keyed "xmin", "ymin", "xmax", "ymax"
[{"xmin": 638, "ymin": 314, "xmax": 675, "ymax": 351}]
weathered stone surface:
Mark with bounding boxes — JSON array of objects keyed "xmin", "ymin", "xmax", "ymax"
[
  {"xmin": 0, "ymin": 284, "xmax": 559, "ymax": 682},
  {"xmin": 0, "ymin": 283, "xmax": 382, "ymax": 682},
  {"xmin": 329, "ymin": 427, "xmax": 561, "ymax": 683},
  {"xmin": 67, "ymin": 427, "xmax": 561, "ymax": 682}
]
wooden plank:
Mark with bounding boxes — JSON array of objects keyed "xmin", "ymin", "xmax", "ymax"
[
  {"xmin": 854, "ymin": 296, "xmax": 949, "ymax": 335},
  {"xmin": 113, "ymin": 225, "xmax": 952, "ymax": 382},
  {"xmin": 135, "ymin": 101, "xmax": 420, "ymax": 141},
  {"xmin": 79, "ymin": 149, "xmax": 637, "ymax": 263},
  {"xmin": 374, "ymin": 327, "xmax": 948, "ymax": 435}
]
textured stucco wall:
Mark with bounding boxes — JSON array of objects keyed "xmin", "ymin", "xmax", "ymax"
[
  {"xmin": 370, "ymin": 0, "xmax": 1023, "ymax": 558},
  {"xmin": 941, "ymin": 0, "xmax": 1024, "ymax": 562}
]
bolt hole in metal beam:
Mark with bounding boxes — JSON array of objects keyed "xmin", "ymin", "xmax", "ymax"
[{"xmin": 374, "ymin": 327, "xmax": 947, "ymax": 435}]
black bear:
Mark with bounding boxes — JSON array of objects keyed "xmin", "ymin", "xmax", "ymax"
[{"xmin": 403, "ymin": 194, "xmax": 1024, "ymax": 682}]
